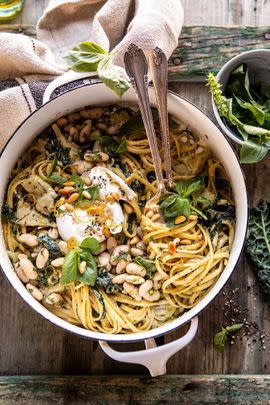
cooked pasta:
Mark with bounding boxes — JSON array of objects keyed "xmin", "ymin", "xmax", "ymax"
[{"xmin": 1, "ymin": 104, "xmax": 235, "ymax": 333}]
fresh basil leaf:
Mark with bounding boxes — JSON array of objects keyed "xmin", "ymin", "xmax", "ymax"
[
  {"xmin": 98, "ymin": 54, "xmax": 129, "ymax": 97},
  {"xmin": 134, "ymin": 256, "xmax": 157, "ymax": 279},
  {"xmin": 159, "ymin": 195, "xmax": 191, "ymax": 225},
  {"xmin": 47, "ymin": 174, "xmax": 67, "ymax": 185},
  {"xmin": 242, "ymin": 124, "xmax": 270, "ymax": 137},
  {"xmin": 119, "ymin": 109, "xmax": 159, "ymax": 136},
  {"xmin": 226, "ymin": 323, "xmax": 244, "ymax": 333},
  {"xmin": 175, "ymin": 177, "xmax": 204, "ymax": 198},
  {"xmin": 234, "ymin": 95, "xmax": 265, "ymax": 126},
  {"xmin": 60, "ymin": 250, "xmax": 79, "ymax": 284},
  {"xmin": 214, "ymin": 327, "xmax": 228, "ymax": 352},
  {"xmin": 92, "ymin": 132, "xmax": 127, "ymax": 155},
  {"xmin": 80, "ymin": 237, "xmax": 101, "ymax": 255},
  {"xmin": 240, "ymin": 139, "xmax": 268, "ymax": 164},
  {"xmin": 64, "ymin": 41, "xmax": 107, "ymax": 72},
  {"xmin": 87, "ymin": 186, "xmax": 100, "ymax": 201},
  {"xmin": 47, "ymin": 156, "xmax": 58, "ymax": 177},
  {"xmin": 77, "ymin": 256, "xmax": 97, "ymax": 286},
  {"xmin": 214, "ymin": 323, "xmax": 244, "ymax": 352},
  {"xmin": 71, "ymin": 173, "xmax": 84, "ymax": 193}
]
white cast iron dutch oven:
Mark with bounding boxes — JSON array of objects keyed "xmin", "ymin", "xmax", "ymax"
[{"xmin": 0, "ymin": 75, "xmax": 248, "ymax": 377}]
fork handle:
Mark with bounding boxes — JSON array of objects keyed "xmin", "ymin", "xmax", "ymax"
[
  {"xmin": 150, "ymin": 47, "xmax": 173, "ymax": 189},
  {"xmin": 124, "ymin": 44, "xmax": 165, "ymax": 191}
]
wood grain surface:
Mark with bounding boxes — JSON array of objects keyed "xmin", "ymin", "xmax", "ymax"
[
  {"xmin": 0, "ymin": 0, "xmax": 270, "ymax": 380},
  {"xmin": 1, "ymin": 375, "xmax": 270, "ymax": 405}
]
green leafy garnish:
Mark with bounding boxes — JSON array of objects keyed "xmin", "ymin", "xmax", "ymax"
[
  {"xmin": 98, "ymin": 53, "xmax": 129, "ymax": 97},
  {"xmin": 60, "ymin": 237, "xmax": 101, "ymax": 286},
  {"xmin": 214, "ymin": 323, "xmax": 244, "ymax": 352},
  {"xmin": 65, "ymin": 42, "xmax": 129, "ymax": 97},
  {"xmin": 38, "ymin": 235, "xmax": 60, "ymax": 260},
  {"xmin": 91, "ymin": 131, "xmax": 127, "ymax": 156},
  {"xmin": 134, "ymin": 256, "xmax": 157, "ymax": 279},
  {"xmin": 159, "ymin": 177, "xmax": 206, "ymax": 226},
  {"xmin": 207, "ymin": 66, "xmax": 270, "ymax": 164},
  {"xmin": 47, "ymin": 135, "xmax": 71, "ymax": 166},
  {"xmin": 86, "ymin": 186, "xmax": 100, "ymax": 201},
  {"xmin": 119, "ymin": 109, "xmax": 159, "ymax": 136},
  {"xmin": 246, "ymin": 200, "xmax": 270, "ymax": 298}
]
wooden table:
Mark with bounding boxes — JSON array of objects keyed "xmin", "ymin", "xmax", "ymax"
[{"xmin": 1, "ymin": 1, "xmax": 270, "ymax": 403}]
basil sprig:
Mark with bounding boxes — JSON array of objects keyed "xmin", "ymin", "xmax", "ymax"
[
  {"xmin": 159, "ymin": 177, "xmax": 206, "ymax": 226},
  {"xmin": 60, "ymin": 237, "xmax": 101, "ymax": 286},
  {"xmin": 214, "ymin": 323, "xmax": 244, "ymax": 352},
  {"xmin": 64, "ymin": 42, "xmax": 129, "ymax": 97}
]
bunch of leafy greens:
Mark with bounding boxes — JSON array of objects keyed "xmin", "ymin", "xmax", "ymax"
[
  {"xmin": 60, "ymin": 237, "xmax": 101, "ymax": 286},
  {"xmin": 134, "ymin": 256, "xmax": 157, "ymax": 279},
  {"xmin": 207, "ymin": 65, "xmax": 270, "ymax": 164},
  {"xmin": 64, "ymin": 42, "xmax": 129, "ymax": 97},
  {"xmin": 246, "ymin": 200, "xmax": 270, "ymax": 298},
  {"xmin": 214, "ymin": 323, "xmax": 244, "ymax": 352},
  {"xmin": 159, "ymin": 177, "xmax": 207, "ymax": 226}
]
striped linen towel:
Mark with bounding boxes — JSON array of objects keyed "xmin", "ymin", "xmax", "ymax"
[{"xmin": 0, "ymin": 0, "xmax": 184, "ymax": 150}]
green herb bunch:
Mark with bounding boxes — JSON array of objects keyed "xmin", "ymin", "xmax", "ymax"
[
  {"xmin": 64, "ymin": 42, "xmax": 129, "ymax": 97},
  {"xmin": 207, "ymin": 65, "xmax": 270, "ymax": 164},
  {"xmin": 60, "ymin": 237, "xmax": 101, "ymax": 286},
  {"xmin": 158, "ymin": 177, "xmax": 207, "ymax": 226}
]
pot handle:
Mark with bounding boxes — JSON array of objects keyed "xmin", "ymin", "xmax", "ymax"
[
  {"xmin": 43, "ymin": 70, "xmax": 99, "ymax": 104},
  {"xmin": 99, "ymin": 317, "xmax": 198, "ymax": 377}
]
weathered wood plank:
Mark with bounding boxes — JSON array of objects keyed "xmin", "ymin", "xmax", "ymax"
[
  {"xmin": 1, "ymin": 24, "xmax": 270, "ymax": 81},
  {"xmin": 1, "ymin": 375, "xmax": 270, "ymax": 405}
]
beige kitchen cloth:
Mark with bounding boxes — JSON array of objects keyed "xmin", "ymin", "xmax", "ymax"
[{"xmin": 0, "ymin": 0, "xmax": 184, "ymax": 148}]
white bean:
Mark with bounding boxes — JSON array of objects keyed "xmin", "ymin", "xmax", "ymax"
[
  {"xmin": 18, "ymin": 234, "xmax": 39, "ymax": 247},
  {"xmin": 15, "ymin": 266, "xmax": 29, "ymax": 283},
  {"xmin": 58, "ymin": 241, "xmax": 68, "ymax": 255},
  {"xmin": 100, "ymin": 241, "xmax": 107, "ymax": 253},
  {"xmin": 98, "ymin": 252, "xmax": 110, "ymax": 267},
  {"xmin": 136, "ymin": 227, "xmax": 143, "ymax": 239},
  {"xmin": 112, "ymin": 274, "xmax": 127, "ymax": 284},
  {"xmin": 130, "ymin": 247, "xmax": 144, "ymax": 257},
  {"xmin": 144, "ymin": 290, "xmax": 160, "ymax": 302},
  {"xmin": 48, "ymin": 228, "xmax": 59, "ymax": 240},
  {"xmin": 111, "ymin": 245, "xmax": 129, "ymax": 265},
  {"xmin": 126, "ymin": 263, "xmax": 146, "ymax": 277},
  {"xmin": 116, "ymin": 259, "xmax": 128, "ymax": 274},
  {"xmin": 153, "ymin": 272, "xmax": 163, "ymax": 289},
  {"xmin": 139, "ymin": 280, "xmax": 153, "ymax": 297},
  {"xmin": 36, "ymin": 248, "xmax": 49, "ymax": 269},
  {"xmin": 130, "ymin": 235, "xmax": 140, "ymax": 245},
  {"xmin": 126, "ymin": 275, "xmax": 145, "ymax": 285},
  {"xmin": 136, "ymin": 241, "xmax": 146, "ymax": 250},
  {"xmin": 123, "ymin": 282, "xmax": 141, "ymax": 301},
  {"xmin": 51, "ymin": 257, "xmax": 64, "ymax": 267},
  {"xmin": 18, "ymin": 253, "xmax": 27, "ymax": 260},
  {"xmin": 45, "ymin": 293, "xmax": 64, "ymax": 306},
  {"xmin": 26, "ymin": 283, "xmax": 43, "ymax": 301},
  {"xmin": 20, "ymin": 258, "xmax": 37, "ymax": 280}
]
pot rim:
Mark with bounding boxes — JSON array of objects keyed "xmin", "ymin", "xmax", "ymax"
[{"xmin": 0, "ymin": 82, "xmax": 249, "ymax": 343}]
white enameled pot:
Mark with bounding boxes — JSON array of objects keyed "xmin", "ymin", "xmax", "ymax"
[{"xmin": 0, "ymin": 76, "xmax": 248, "ymax": 377}]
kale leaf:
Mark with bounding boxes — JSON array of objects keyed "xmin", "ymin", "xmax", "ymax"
[
  {"xmin": 46, "ymin": 135, "xmax": 71, "ymax": 166},
  {"xmin": 246, "ymin": 200, "xmax": 270, "ymax": 298},
  {"xmin": 202, "ymin": 204, "xmax": 235, "ymax": 236},
  {"xmin": 95, "ymin": 268, "xmax": 122, "ymax": 293},
  {"xmin": 2, "ymin": 203, "xmax": 17, "ymax": 222},
  {"xmin": 38, "ymin": 235, "xmax": 60, "ymax": 260}
]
